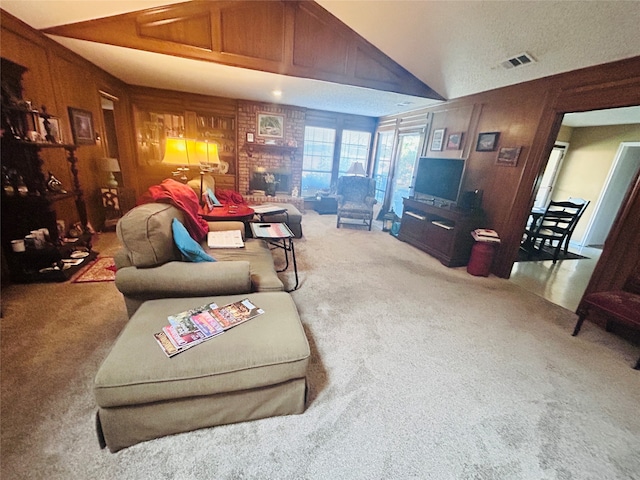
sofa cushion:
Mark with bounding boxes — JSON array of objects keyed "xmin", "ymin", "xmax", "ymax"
[
  {"xmin": 207, "ymin": 240, "xmax": 284, "ymax": 292},
  {"xmin": 172, "ymin": 218, "xmax": 216, "ymax": 263},
  {"xmin": 117, "ymin": 203, "xmax": 183, "ymax": 267}
]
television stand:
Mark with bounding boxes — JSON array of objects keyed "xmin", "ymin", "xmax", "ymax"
[{"xmin": 398, "ymin": 198, "xmax": 485, "ymax": 267}]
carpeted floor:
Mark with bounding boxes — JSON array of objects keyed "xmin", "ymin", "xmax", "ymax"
[{"xmin": 1, "ymin": 214, "xmax": 639, "ymax": 480}]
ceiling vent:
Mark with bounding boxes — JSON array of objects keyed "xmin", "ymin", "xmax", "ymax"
[{"xmin": 500, "ymin": 52, "xmax": 536, "ymax": 69}]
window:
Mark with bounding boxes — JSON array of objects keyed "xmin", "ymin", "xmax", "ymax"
[
  {"xmin": 389, "ymin": 132, "xmax": 422, "ymax": 214},
  {"xmin": 301, "ymin": 126, "xmax": 335, "ymax": 197},
  {"xmin": 301, "ymin": 127, "xmax": 373, "ymax": 197},
  {"xmin": 373, "ymin": 131, "xmax": 395, "ymax": 204},
  {"xmin": 338, "ymin": 130, "xmax": 371, "ymax": 175}
]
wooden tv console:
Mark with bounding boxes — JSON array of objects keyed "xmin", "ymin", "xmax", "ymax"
[{"xmin": 398, "ymin": 197, "xmax": 485, "ymax": 267}]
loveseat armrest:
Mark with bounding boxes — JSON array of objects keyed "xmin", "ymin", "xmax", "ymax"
[{"xmin": 115, "ymin": 260, "xmax": 251, "ymax": 317}]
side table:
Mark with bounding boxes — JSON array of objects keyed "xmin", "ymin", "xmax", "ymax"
[
  {"xmin": 250, "ymin": 222, "xmax": 299, "ymax": 292},
  {"xmin": 199, "ymin": 205, "xmax": 255, "ymax": 222},
  {"xmin": 314, "ymin": 195, "xmax": 338, "ymax": 214}
]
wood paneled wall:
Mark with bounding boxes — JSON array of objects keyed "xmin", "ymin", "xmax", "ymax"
[
  {"xmin": 0, "ymin": 10, "xmax": 134, "ymax": 231},
  {"xmin": 379, "ymin": 56, "xmax": 640, "ymax": 291}
]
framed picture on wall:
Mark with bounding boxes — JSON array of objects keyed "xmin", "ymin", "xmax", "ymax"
[
  {"xmin": 476, "ymin": 132, "xmax": 500, "ymax": 152},
  {"xmin": 37, "ymin": 116, "xmax": 62, "ymax": 143},
  {"xmin": 257, "ymin": 113, "xmax": 284, "ymax": 138},
  {"xmin": 496, "ymin": 146, "xmax": 522, "ymax": 166},
  {"xmin": 68, "ymin": 107, "xmax": 95, "ymax": 145},
  {"xmin": 430, "ymin": 128, "xmax": 446, "ymax": 151},
  {"xmin": 446, "ymin": 131, "xmax": 463, "ymax": 150}
]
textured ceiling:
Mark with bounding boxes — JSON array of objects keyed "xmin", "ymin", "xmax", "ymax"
[{"xmin": 2, "ymin": 0, "xmax": 640, "ymax": 121}]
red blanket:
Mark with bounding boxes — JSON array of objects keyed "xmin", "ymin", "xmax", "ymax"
[{"xmin": 138, "ymin": 179, "xmax": 209, "ymax": 241}]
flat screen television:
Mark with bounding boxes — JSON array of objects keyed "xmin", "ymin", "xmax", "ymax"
[{"xmin": 412, "ymin": 157, "xmax": 466, "ymax": 206}]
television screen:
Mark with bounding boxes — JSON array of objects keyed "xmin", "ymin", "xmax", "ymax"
[{"xmin": 413, "ymin": 157, "xmax": 466, "ymax": 203}]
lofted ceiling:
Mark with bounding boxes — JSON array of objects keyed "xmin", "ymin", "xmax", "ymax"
[{"xmin": 2, "ymin": 0, "xmax": 640, "ymax": 123}]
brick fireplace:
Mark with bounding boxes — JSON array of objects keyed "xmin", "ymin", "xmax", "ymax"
[{"xmin": 237, "ymin": 101, "xmax": 305, "ymax": 207}]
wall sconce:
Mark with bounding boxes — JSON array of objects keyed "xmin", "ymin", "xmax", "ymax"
[
  {"xmin": 100, "ymin": 157, "xmax": 121, "ymax": 188},
  {"xmin": 162, "ymin": 137, "xmax": 194, "ymax": 183}
]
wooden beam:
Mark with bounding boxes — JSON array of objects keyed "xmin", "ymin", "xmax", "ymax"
[{"xmin": 42, "ymin": 1, "xmax": 444, "ymax": 100}]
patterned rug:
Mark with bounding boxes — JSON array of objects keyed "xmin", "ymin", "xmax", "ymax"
[{"xmin": 72, "ymin": 256, "xmax": 116, "ymax": 283}]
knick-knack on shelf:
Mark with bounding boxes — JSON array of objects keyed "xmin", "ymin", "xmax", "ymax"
[{"xmin": 46, "ymin": 171, "xmax": 67, "ymax": 194}]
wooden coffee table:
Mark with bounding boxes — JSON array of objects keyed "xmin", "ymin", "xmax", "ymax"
[{"xmin": 199, "ymin": 204, "xmax": 255, "ymax": 222}]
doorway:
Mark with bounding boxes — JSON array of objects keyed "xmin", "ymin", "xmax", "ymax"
[
  {"xmin": 581, "ymin": 142, "xmax": 640, "ymax": 247},
  {"xmin": 388, "ymin": 131, "xmax": 422, "ymax": 215},
  {"xmin": 533, "ymin": 142, "xmax": 569, "ymax": 210},
  {"xmin": 511, "ymin": 106, "xmax": 639, "ymax": 311}
]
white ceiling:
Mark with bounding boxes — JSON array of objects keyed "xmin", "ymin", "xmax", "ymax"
[{"xmin": 2, "ymin": 0, "xmax": 640, "ymax": 123}]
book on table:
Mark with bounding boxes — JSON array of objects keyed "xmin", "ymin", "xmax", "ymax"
[
  {"xmin": 154, "ymin": 298, "xmax": 265, "ymax": 357},
  {"xmin": 207, "ymin": 229, "xmax": 245, "ymax": 248}
]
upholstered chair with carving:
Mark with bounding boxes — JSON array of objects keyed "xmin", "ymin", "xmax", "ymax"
[{"xmin": 335, "ymin": 175, "xmax": 377, "ymax": 230}]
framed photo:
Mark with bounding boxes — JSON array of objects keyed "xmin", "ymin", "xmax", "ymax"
[
  {"xmin": 430, "ymin": 128, "xmax": 446, "ymax": 151},
  {"xmin": 68, "ymin": 107, "xmax": 95, "ymax": 145},
  {"xmin": 37, "ymin": 116, "xmax": 62, "ymax": 143},
  {"xmin": 496, "ymin": 146, "xmax": 522, "ymax": 167},
  {"xmin": 476, "ymin": 132, "xmax": 500, "ymax": 152},
  {"xmin": 257, "ymin": 113, "xmax": 284, "ymax": 138},
  {"xmin": 246, "ymin": 132, "xmax": 255, "ymax": 143},
  {"xmin": 446, "ymin": 131, "xmax": 463, "ymax": 150}
]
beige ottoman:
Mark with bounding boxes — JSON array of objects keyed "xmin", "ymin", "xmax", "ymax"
[
  {"xmin": 257, "ymin": 203, "xmax": 303, "ymax": 238},
  {"xmin": 94, "ymin": 292, "xmax": 310, "ymax": 452}
]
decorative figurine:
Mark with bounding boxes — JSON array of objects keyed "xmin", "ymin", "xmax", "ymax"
[{"xmin": 46, "ymin": 171, "xmax": 67, "ymax": 193}]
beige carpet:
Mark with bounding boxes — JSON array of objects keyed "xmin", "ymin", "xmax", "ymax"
[{"xmin": 1, "ymin": 213, "xmax": 639, "ymax": 480}]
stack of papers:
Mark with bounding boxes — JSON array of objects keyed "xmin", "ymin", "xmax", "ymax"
[
  {"xmin": 207, "ymin": 230, "xmax": 245, "ymax": 248},
  {"xmin": 472, "ymin": 229, "xmax": 501, "ymax": 243}
]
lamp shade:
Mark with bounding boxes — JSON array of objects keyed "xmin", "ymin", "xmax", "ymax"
[
  {"xmin": 194, "ymin": 141, "xmax": 220, "ymax": 167},
  {"xmin": 162, "ymin": 137, "xmax": 193, "ymax": 166},
  {"xmin": 100, "ymin": 157, "xmax": 121, "ymax": 188},
  {"xmin": 346, "ymin": 161, "xmax": 366, "ymax": 176},
  {"xmin": 100, "ymin": 157, "xmax": 121, "ymax": 173}
]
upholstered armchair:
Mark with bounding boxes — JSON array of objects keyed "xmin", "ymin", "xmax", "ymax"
[{"xmin": 335, "ymin": 176, "xmax": 377, "ymax": 230}]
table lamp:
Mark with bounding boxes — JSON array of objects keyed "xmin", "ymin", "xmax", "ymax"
[
  {"xmin": 346, "ymin": 161, "xmax": 366, "ymax": 176},
  {"xmin": 194, "ymin": 140, "xmax": 221, "ymax": 203},
  {"xmin": 162, "ymin": 137, "xmax": 193, "ymax": 182},
  {"xmin": 100, "ymin": 157, "xmax": 121, "ymax": 187}
]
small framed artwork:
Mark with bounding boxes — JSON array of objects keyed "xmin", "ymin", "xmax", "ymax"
[
  {"xmin": 68, "ymin": 107, "xmax": 95, "ymax": 145},
  {"xmin": 496, "ymin": 146, "xmax": 522, "ymax": 167},
  {"xmin": 246, "ymin": 132, "xmax": 255, "ymax": 143},
  {"xmin": 446, "ymin": 132, "xmax": 463, "ymax": 150},
  {"xmin": 257, "ymin": 113, "xmax": 284, "ymax": 138},
  {"xmin": 476, "ymin": 132, "xmax": 500, "ymax": 152},
  {"xmin": 430, "ymin": 128, "xmax": 446, "ymax": 151},
  {"xmin": 37, "ymin": 116, "xmax": 62, "ymax": 143}
]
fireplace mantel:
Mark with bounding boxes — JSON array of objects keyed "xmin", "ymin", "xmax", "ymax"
[{"xmin": 244, "ymin": 143, "xmax": 302, "ymax": 160}]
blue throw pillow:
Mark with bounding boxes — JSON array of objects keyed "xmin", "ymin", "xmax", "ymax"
[{"xmin": 171, "ymin": 218, "xmax": 216, "ymax": 263}]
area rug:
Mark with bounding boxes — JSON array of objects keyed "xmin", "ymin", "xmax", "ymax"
[
  {"xmin": 516, "ymin": 247, "xmax": 588, "ymax": 262},
  {"xmin": 72, "ymin": 256, "xmax": 116, "ymax": 283}
]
